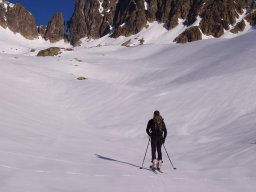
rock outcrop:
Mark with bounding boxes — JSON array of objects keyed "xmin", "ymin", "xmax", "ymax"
[
  {"xmin": 5, "ymin": 3, "xmax": 38, "ymax": 39},
  {"xmin": 0, "ymin": 3, "xmax": 7, "ymax": 28},
  {"xmin": 145, "ymin": 0, "xmax": 173, "ymax": 23},
  {"xmin": 44, "ymin": 12, "xmax": 65, "ymax": 42},
  {"xmin": 69, "ymin": 0, "xmax": 115, "ymax": 45},
  {"xmin": 111, "ymin": 0, "xmax": 147, "ymax": 38},
  {"xmin": 38, "ymin": 25, "xmax": 47, "ymax": 37},
  {"xmin": 199, "ymin": 0, "xmax": 244, "ymax": 37},
  {"xmin": 37, "ymin": 47, "xmax": 61, "ymax": 56},
  {"xmin": 174, "ymin": 26, "xmax": 202, "ymax": 43},
  {"xmin": 245, "ymin": 10, "xmax": 256, "ymax": 25},
  {"xmin": 230, "ymin": 20, "xmax": 246, "ymax": 33}
]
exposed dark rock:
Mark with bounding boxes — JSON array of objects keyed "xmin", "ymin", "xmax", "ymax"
[
  {"xmin": 199, "ymin": 0, "xmax": 246, "ymax": 37},
  {"xmin": 145, "ymin": 0, "xmax": 158, "ymax": 22},
  {"xmin": 38, "ymin": 25, "xmax": 47, "ymax": 37},
  {"xmin": 163, "ymin": 0, "xmax": 203, "ymax": 30},
  {"xmin": 166, "ymin": 0, "xmax": 192, "ymax": 29},
  {"xmin": 5, "ymin": 3, "xmax": 38, "ymax": 39},
  {"xmin": 145, "ymin": 0, "xmax": 172, "ymax": 23},
  {"xmin": 37, "ymin": 47, "xmax": 61, "ymax": 57},
  {"xmin": 245, "ymin": 10, "xmax": 256, "ymax": 25},
  {"xmin": 64, "ymin": 48, "xmax": 74, "ymax": 51},
  {"xmin": 121, "ymin": 39, "xmax": 131, "ymax": 47},
  {"xmin": 174, "ymin": 26, "xmax": 202, "ymax": 43},
  {"xmin": 230, "ymin": 19, "xmax": 246, "ymax": 33},
  {"xmin": 101, "ymin": 0, "xmax": 116, "ymax": 28},
  {"xmin": 77, "ymin": 76, "xmax": 87, "ymax": 80},
  {"xmin": 45, "ymin": 12, "xmax": 65, "ymax": 42},
  {"xmin": 69, "ymin": 0, "xmax": 114, "ymax": 45},
  {"xmin": 111, "ymin": 0, "xmax": 147, "ymax": 38},
  {"xmin": 0, "ymin": 3, "xmax": 7, "ymax": 28},
  {"xmin": 139, "ymin": 38, "xmax": 144, "ymax": 45}
]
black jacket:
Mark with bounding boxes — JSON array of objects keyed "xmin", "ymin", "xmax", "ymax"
[{"xmin": 146, "ymin": 118, "xmax": 167, "ymax": 139}]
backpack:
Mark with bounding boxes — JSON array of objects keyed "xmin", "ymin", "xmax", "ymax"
[{"xmin": 153, "ymin": 115, "xmax": 164, "ymax": 135}]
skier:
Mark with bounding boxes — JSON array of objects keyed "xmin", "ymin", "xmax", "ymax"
[{"xmin": 146, "ymin": 110, "xmax": 167, "ymax": 171}]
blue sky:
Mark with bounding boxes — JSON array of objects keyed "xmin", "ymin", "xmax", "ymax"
[{"xmin": 9, "ymin": 0, "xmax": 75, "ymax": 25}]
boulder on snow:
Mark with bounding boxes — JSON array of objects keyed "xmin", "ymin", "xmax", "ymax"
[
  {"xmin": 77, "ymin": 76, "xmax": 87, "ymax": 80},
  {"xmin": 37, "ymin": 47, "xmax": 61, "ymax": 57}
]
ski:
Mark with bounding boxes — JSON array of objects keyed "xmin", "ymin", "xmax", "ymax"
[
  {"xmin": 149, "ymin": 166, "xmax": 158, "ymax": 174},
  {"xmin": 150, "ymin": 168, "xmax": 158, "ymax": 174},
  {"xmin": 149, "ymin": 165, "xmax": 165, "ymax": 174},
  {"xmin": 156, "ymin": 169, "xmax": 164, "ymax": 173},
  {"xmin": 140, "ymin": 167, "xmax": 157, "ymax": 174}
]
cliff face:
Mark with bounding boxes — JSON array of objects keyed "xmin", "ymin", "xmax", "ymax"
[
  {"xmin": 69, "ymin": 0, "xmax": 117, "ymax": 45},
  {"xmin": 68, "ymin": 0, "xmax": 256, "ymax": 45},
  {"xmin": 0, "ymin": 0, "xmax": 255, "ymax": 45},
  {"xmin": 44, "ymin": 12, "xmax": 65, "ymax": 42},
  {"xmin": 0, "ymin": 3, "xmax": 7, "ymax": 28},
  {"xmin": 0, "ymin": 3, "xmax": 38, "ymax": 39},
  {"xmin": 110, "ymin": 0, "xmax": 147, "ymax": 38}
]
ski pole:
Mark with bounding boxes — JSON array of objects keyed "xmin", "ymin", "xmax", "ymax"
[
  {"xmin": 140, "ymin": 137, "xmax": 150, "ymax": 169},
  {"xmin": 163, "ymin": 144, "xmax": 176, "ymax": 170}
]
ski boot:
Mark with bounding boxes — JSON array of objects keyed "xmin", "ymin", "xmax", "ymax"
[
  {"xmin": 151, "ymin": 159, "xmax": 158, "ymax": 171},
  {"xmin": 157, "ymin": 160, "xmax": 163, "ymax": 171}
]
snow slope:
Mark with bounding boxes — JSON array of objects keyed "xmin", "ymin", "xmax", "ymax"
[{"xmin": 0, "ymin": 27, "xmax": 256, "ymax": 192}]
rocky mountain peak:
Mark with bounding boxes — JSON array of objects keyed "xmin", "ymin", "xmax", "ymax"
[
  {"xmin": 67, "ymin": 0, "xmax": 256, "ymax": 45},
  {"xmin": 0, "ymin": 2, "xmax": 38, "ymax": 39},
  {"xmin": 69, "ymin": 0, "xmax": 116, "ymax": 45},
  {"xmin": 0, "ymin": 0, "xmax": 255, "ymax": 45},
  {"xmin": 44, "ymin": 12, "xmax": 65, "ymax": 43}
]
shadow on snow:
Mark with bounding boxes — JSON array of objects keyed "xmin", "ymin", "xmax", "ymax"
[
  {"xmin": 95, "ymin": 154, "xmax": 140, "ymax": 168},
  {"xmin": 95, "ymin": 154, "xmax": 152, "ymax": 171}
]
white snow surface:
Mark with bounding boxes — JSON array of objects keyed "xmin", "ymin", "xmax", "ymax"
[{"xmin": 0, "ymin": 26, "xmax": 256, "ymax": 192}]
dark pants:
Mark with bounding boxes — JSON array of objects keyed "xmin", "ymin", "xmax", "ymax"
[{"xmin": 151, "ymin": 136, "xmax": 163, "ymax": 161}]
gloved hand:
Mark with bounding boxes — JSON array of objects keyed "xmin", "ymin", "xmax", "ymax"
[{"xmin": 162, "ymin": 138, "xmax": 165, "ymax": 144}]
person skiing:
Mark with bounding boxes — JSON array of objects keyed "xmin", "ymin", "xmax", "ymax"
[{"xmin": 146, "ymin": 110, "xmax": 167, "ymax": 170}]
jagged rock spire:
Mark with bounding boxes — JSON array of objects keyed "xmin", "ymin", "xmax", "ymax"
[{"xmin": 45, "ymin": 12, "xmax": 65, "ymax": 42}]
